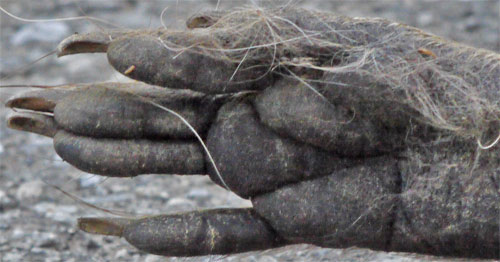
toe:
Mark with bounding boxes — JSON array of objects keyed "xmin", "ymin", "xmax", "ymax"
[
  {"xmin": 78, "ymin": 208, "xmax": 283, "ymax": 256},
  {"xmin": 53, "ymin": 130, "xmax": 205, "ymax": 176}
]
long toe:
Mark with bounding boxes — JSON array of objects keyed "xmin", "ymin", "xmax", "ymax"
[{"xmin": 78, "ymin": 208, "xmax": 285, "ymax": 256}]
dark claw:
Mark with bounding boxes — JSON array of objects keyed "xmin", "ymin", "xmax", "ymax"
[
  {"xmin": 6, "ymin": 87, "xmax": 76, "ymax": 112},
  {"xmin": 7, "ymin": 112, "xmax": 58, "ymax": 138},
  {"xmin": 57, "ymin": 30, "xmax": 132, "ymax": 57}
]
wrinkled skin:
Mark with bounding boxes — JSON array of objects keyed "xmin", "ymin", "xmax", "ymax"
[{"xmin": 6, "ymin": 8, "xmax": 499, "ymax": 259}]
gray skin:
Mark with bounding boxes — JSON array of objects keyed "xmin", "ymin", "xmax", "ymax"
[{"xmin": 6, "ymin": 8, "xmax": 499, "ymax": 259}]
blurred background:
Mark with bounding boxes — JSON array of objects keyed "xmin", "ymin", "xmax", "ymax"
[{"xmin": 0, "ymin": 1, "xmax": 498, "ymax": 261}]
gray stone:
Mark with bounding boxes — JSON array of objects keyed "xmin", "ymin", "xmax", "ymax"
[
  {"xmin": 143, "ymin": 254, "xmax": 165, "ymax": 262},
  {"xmin": 115, "ymin": 248, "xmax": 131, "ymax": 259},
  {"xmin": 16, "ymin": 180, "xmax": 45, "ymax": 200},
  {"xmin": 186, "ymin": 188, "xmax": 210, "ymax": 200},
  {"xmin": 0, "ymin": 189, "xmax": 16, "ymax": 209},
  {"xmin": 416, "ymin": 12, "xmax": 433, "ymax": 26},
  {"xmin": 136, "ymin": 184, "xmax": 169, "ymax": 199},
  {"xmin": 33, "ymin": 202, "xmax": 77, "ymax": 223},
  {"xmin": 36, "ymin": 232, "xmax": 59, "ymax": 248},
  {"xmin": 166, "ymin": 197, "xmax": 196, "ymax": 212},
  {"xmin": 78, "ymin": 173, "xmax": 102, "ymax": 188}
]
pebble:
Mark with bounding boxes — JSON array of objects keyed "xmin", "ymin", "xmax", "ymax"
[
  {"xmin": 78, "ymin": 173, "xmax": 102, "ymax": 188},
  {"xmin": 136, "ymin": 184, "xmax": 169, "ymax": 199},
  {"xmin": 0, "ymin": 143, "xmax": 4, "ymax": 154},
  {"xmin": 416, "ymin": 12, "xmax": 434, "ymax": 27},
  {"xmin": 2, "ymin": 253, "xmax": 23, "ymax": 262},
  {"xmin": 10, "ymin": 22, "xmax": 70, "ymax": 45},
  {"xmin": 86, "ymin": 239, "xmax": 100, "ymax": 250},
  {"xmin": 166, "ymin": 197, "xmax": 196, "ymax": 212},
  {"xmin": 0, "ymin": 189, "xmax": 15, "ymax": 209},
  {"xmin": 115, "ymin": 248, "xmax": 130, "ymax": 259},
  {"xmin": 144, "ymin": 255, "xmax": 165, "ymax": 262},
  {"xmin": 31, "ymin": 247, "xmax": 59, "ymax": 258},
  {"xmin": 84, "ymin": 193, "xmax": 133, "ymax": 204},
  {"xmin": 109, "ymin": 181, "xmax": 130, "ymax": 193},
  {"xmin": 36, "ymin": 232, "xmax": 59, "ymax": 248},
  {"xmin": 464, "ymin": 17, "xmax": 482, "ymax": 32},
  {"xmin": 258, "ymin": 256, "xmax": 278, "ymax": 262},
  {"xmin": 51, "ymin": 153, "xmax": 67, "ymax": 167},
  {"xmin": 186, "ymin": 188, "xmax": 211, "ymax": 200},
  {"xmin": 33, "ymin": 202, "xmax": 77, "ymax": 223},
  {"xmin": 16, "ymin": 180, "xmax": 44, "ymax": 200},
  {"xmin": 12, "ymin": 228, "xmax": 25, "ymax": 239}
]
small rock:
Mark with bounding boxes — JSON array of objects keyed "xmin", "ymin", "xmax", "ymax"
[
  {"xmin": 51, "ymin": 205, "xmax": 78, "ymax": 223},
  {"xmin": 3, "ymin": 253, "xmax": 23, "ymax": 262},
  {"xmin": 86, "ymin": 239, "xmax": 100, "ymax": 250},
  {"xmin": 115, "ymin": 248, "xmax": 130, "ymax": 259},
  {"xmin": 0, "ymin": 143, "xmax": 4, "ymax": 154},
  {"xmin": 109, "ymin": 182, "xmax": 130, "ymax": 193},
  {"xmin": 16, "ymin": 180, "xmax": 44, "ymax": 200},
  {"xmin": 186, "ymin": 188, "xmax": 211, "ymax": 200},
  {"xmin": 0, "ymin": 223, "xmax": 9, "ymax": 230},
  {"xmin": 12, "ymin": 228, "xmax": 25, "ymax": 239},
  {"xmin": 144, "ymin": 254, "xmax": 165, "ymax": 262},
  {"xmin": 238, "ymin": 255, "xmax": 257, "ymax": 262},
  {"xmin": 11, "ymin": 22, "xmax": 70, "ymax": 45},
  {"xmin": 51, "ymin": 154, "xmax": 66, "ymax": 167},
  {"xmin": 33, "ymin": 202, "xmax": 57, "ymax": 214},
  {"xmin": 78, "ymin": 173, "xmax": 102, "ymax": 188},
  {"xmin": 36, "ymin": 232, "xmax": 59, "ymax": 249},
  {"xmin": 33, "ymin": 202, "xmax": 77, "ymax": 223},
  {"xmin": 0, "ymin": 189, "xmax": 16, "ymax": 209},
  {"xmin": 464, "ymin": 17, "xmax": 481, "ymax": 32},
  {"xmin": 417, "ymin": 12, "xmax": 434, "ymax": 26},
  {"xmin": 84, "ymin": 193, "xmax": 133, "ymax": 204},
  {"xmin": 30, "ymin": 247, "xmax": 59, "ymax": 258},
  {"xmin": 166, "ymin": 197, "xmax": 196, "ymax": 212},
  {"xmin": 136, "ymin": 184, "xmax": 169, "ymax": 199},
  {"xmin": 257, "ymin": 256, "xmax": 278, "ymax": 262},
  {"xmin": 0, "ymin": 190, "xmax": 7, "ymax": 200},
  {"xmin": 309, "ymin": 248, "xmax": 331, "ymax": 260}
]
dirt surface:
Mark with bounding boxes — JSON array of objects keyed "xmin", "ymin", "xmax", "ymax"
[{"xmin": 0, "ymin": 1, "xmax": 499, "ymax": 261}]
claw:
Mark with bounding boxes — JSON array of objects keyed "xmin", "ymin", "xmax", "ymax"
[
  {"xmin": 6, "ymin": 87, "xmax": 76, "ymax": 112},
  {"xmin": 78, "ymin": 217, "xmax": 132, "ymax": 237},
  {"xmin": 7, "ymin": 112, "xmax": 58, "ymax": 137},
  {"xmin": 57, "ymin": 30, "xmax": 133, "ymax": 57}
]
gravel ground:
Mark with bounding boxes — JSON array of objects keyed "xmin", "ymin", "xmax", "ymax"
[{"xmin": 0, "ymin": 1, "xmax": 499, "ymax": 261}]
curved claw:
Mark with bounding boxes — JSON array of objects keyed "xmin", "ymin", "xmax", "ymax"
[
  {"xmin": 58, "ymin": 31, "xmax": 110, "ymax": 57},
  {"xmin": 5, "ymin": 87, "xmax": 77, "ymax": 112},
  {"xmin": 57, "ymin": 30, "xmax": 133, "ymax": 57},
  {"xmin": 78, "ymin": 217, "xmax": 132, "ymax": 237},
  {"xmin": 7, "ymin": 112, "xmax": 58, "ymax": 138}
]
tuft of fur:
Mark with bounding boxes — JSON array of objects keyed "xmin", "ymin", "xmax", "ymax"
[{"xmin": 159, "ymin": 6, "xmax": 500, "ymax": 146}]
